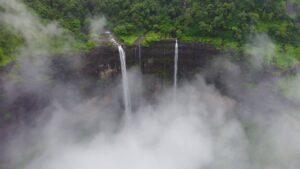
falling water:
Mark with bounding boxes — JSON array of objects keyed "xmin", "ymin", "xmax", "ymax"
[
  {"xmin": 174, "ymin": 39, "xmax": 179, "ymax": 94},
  {"xmin": 138, "ymin": 44, "xmax": 142, "ymax": 66},
  {"xmin": 111, "ymin": 38, "xmax": 132, "ymax": 117},
  {"xmin": 118, "ymin": 45, "xmax": 132, "ymax": 116}
]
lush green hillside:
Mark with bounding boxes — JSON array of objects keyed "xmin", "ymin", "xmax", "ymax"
[
  {"xmin": 22, "ymin": 0, "xmax": 299, "ymax": 45},
  {"xmin": 0, "ymin": 0, "xmax": 299, "ymax": 68}
]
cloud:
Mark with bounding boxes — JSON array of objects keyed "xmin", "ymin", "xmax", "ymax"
[
  {"xmin": 245, "ymin": 33, "xmax": 276, "ymax": 69},
  {"xmin": 89, "ymin": 16, "xmax": 107, "ymax": 42},
  {"xmin": 1, "ymin": 1, "xmax": 300, "ymax": 169},
  {"xmin": 0, "ymin": 0, "xmax": 76, "ymax": 91},
  {"xmin": 6, "ymin": 74, "xmax": 252, "ymax": 169},
  {"xmin": 286, "ymin": 0, "xmax": 300, "ymax": 19}
]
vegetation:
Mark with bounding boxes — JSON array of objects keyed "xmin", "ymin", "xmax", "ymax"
[
  {"xmin": 0, "ymin": 0, "xmax": 299, "ymax": 68},
  {"xmin": 20, "ymin": 0, "xmax": 299, "ymax": 44},
  {"xmin": 0, "ymin": 24, "xmax": 23, "ymax": 67}
]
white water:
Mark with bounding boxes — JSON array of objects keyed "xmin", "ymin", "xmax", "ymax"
[
  {"xmin": 138, "ymin": 44, "xmax": 142, "ymax": 66},
  {"xmin": 174, "ymin": 39, "xmax": 179, "ymax": 93},
  {"xmin": 111, "ymin": 38, "xmax": 132, "ymax": 117},
  {"xmin": 118, "ymin": 45, "xmax": 132, "ymax": 116}
]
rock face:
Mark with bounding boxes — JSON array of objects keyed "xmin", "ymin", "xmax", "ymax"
[
  {"xmin": 82, "ymin": 40, "xmax": 219, "ymax": 82},
  {"xmin": 0, "ymin": 40, "xmax": 219, "ymax": 117},
  {"xmin": 0, "ymin": 41, "xmax": 220, "ymax": 152}
]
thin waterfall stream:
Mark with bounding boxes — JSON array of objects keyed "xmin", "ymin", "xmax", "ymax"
[
  {"xmin": 138, "ymin": 44, "xmax": 142, "ymax": 69},
  {"xmin": 174, "ymin": 39, "xmax": 179, "ymax": 94}
]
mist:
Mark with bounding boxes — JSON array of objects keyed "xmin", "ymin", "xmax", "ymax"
[
  {"xmin": 0, "ymin": 0, "xmax": 77, "ymax": 92},
  {"xmin": 89, "ymin": 16, "xmax": 106, "ymax": 42},
  {"xmin": 1, "ymin": 1, "xmax": 300, "ymax": 169}
]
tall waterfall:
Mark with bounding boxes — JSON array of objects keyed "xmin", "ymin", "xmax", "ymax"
[
  {"xmin": 174, "ymin": 39, "xmax": 179, "ymax": 93},
  {"xmin": 118, "ymin": 45, "xmax": 132, "ymax": 116},
  {"xmin": 111, "ymin": 38, "xmax": 132, "ymax": 117}
]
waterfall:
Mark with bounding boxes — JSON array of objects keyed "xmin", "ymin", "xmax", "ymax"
[
  {"xmin": 174, "ymin": 39, "xmax": 179, "ymax": 94},
  {"xmin": 118, "ymin": 45, "xmax": 132, "ymax": 116},
  {"xmin": 138, "ymin": 44, "xmax": 141, "ymax": 65},
  {"xmin": 138, "ymin": 44, "xmax": 142, "ymax": 71},
  {"xmin": 110, "ymin": 38, "xmax": 132, "ymax": 117}
]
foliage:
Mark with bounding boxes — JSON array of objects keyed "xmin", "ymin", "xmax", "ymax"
[
  {"xmin": 119, "ymin": 34, "xmax": 140, "ymax": 46},
  {"xmin": 0, "ymin": 24, "xmax": 23, "ymax": 67},
  {"xmin": 275, "ymin": 45, "xmax": 300, "ymax": 69},
  {"xmin": 21, "ymin": 0, "xmax": 299, "ymax": 46},
  {"xmin": 0, "ymin": 0, "xmax": 299, "ymax": 67},
  {"xmin": 23, "ymin": 0, "xmax": 90, "ymax": 40},
  {"xmin": 142, "ymin": 32, "xmax": 167, "ymax": 46}
]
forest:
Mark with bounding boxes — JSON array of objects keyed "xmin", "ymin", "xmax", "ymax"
[{"xmin": 0, "ymin": 0, "xmax": 300, "ymax": 67}]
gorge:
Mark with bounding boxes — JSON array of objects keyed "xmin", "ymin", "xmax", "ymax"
[{"xmin": 0, "ymin": 0, "xmax": 300, "ymax": 169}]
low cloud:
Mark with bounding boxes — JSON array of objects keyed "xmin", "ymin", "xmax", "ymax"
[
  {"xmin": 1, "ymin": 1, "xmax": 300, "ymax": 169},
  {"xmin": 245, "ymin": 33, "xmax": 276, "ymax": 69},
  {"xmin": 89, "ymin": 16, "xmax": 107, "ymax": 42}
]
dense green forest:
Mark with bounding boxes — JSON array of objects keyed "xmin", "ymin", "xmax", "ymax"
[
  {"xmin": 22, "ymin": 0, "xmax": 300, "ymax": 45},
  {"xmin": 0, "ymin": 0, "xmax": 299, "ymax": 68}
]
